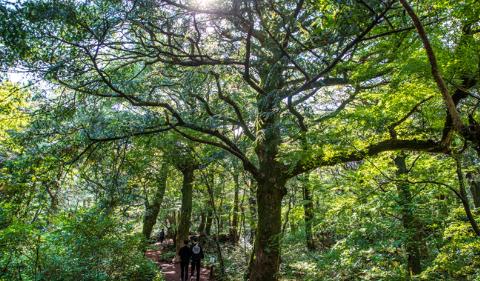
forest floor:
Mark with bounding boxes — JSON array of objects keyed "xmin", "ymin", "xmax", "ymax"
[{"xmin": 145, "ymin": 240, "xmax": 211, "ymax": 281}]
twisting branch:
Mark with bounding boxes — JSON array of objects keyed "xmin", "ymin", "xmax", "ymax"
[
  {"xmin": 287, "ymin": 95, "xmax": 307, "ymax": 132},
  {"xmin": 87, "ymin": 126, "xmax": 173, "ymax": 142},
  {"xmin": 212, "ymin": 73, "xmax": 256, "ymax": 140},
  {"xmin": 243, "ymin": 21, "xmax": 253, "ymax": 80},
  {"xmin": 288, "ymin": 0, "xmax": 395, "ymax": 98},
  {"xmin": 169, "ymin": 124, "xmax": 259, "ymax": 178},
  {"xmin": 281, "ymin": 0, "xmax": 305, "ymax": 47},
  {"xmin": 315, "ymin": 89, "xmax": 359, "ymax": 123},
  {"xmin": 400, "ymin": 179, "xmax": 462, "ymax": 199},
  {"xmin": 399, "ymin": 0, "xmax": 463, "ymax": 134},
  {"xmin": 190, "ymin": 92, "xmax": 250, "ymax": 132},
  {"xmin": 453, "ymin": 154, "xmax": 480, "ymax": 236},
  {"xmin": 66, "ymin": 124, "xmax": 174, "ymax": 166},
  {"xmin": 289, "ymin": 138, "xmax": 442, "ymax": 177},
  {"xmin": 253, "ymin": 0, "xmax": 309, "ymax": 80},
  {"xmin": 65, "ymin": 142, "xmax": 100, "ymax": 165},
  {"xmin": 388, "ymin": 95, "xmax": 433, "ymax": 139}
]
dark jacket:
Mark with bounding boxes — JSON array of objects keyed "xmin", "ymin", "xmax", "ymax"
[{"xmin": 179, "ymin": 245, "xmax": 191, "ymax": 263}]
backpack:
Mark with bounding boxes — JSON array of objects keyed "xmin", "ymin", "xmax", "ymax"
[{"xmin": 192, "ymin": 243, "xmax": 201, "ymax": 255}]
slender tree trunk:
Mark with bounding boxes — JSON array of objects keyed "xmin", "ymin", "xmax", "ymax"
[
  {"xmin": 467, "ymin": 173, "xmax": 480, "ymax": 208},
  {"xmin": 247, "ymin": 179, "xmax": 257, "ymax": 244},
  {"xmin": 175, "ymin": 167, "xmax": 195, "ymax": 259},
  {"xmin": 454, "ymin": 156, "xmax": 480, "ymax": 236},
  {"xmin": 281, "ymin": 191, "xmax": 291, "ymax": 235},
  {"xmin": 230, "ymin": 173, "xmax": 240, "ymax": 243},
  {"xmin": 166, "ymin": 211, "xmax": 177, "ymax": 246},
  {"xmin": 218, "ymin": 178, "xmax": 225, "ymax": 233},
  {"xmin": 301, "ymin": 174, "xmax": 315, "ymax": 250},
  {"xmin": 198, "ymin": 211, "xmax": 206, "ymax": 234},
  {"xmin": 249, "ymin": 177, "xmax": 286, "ymax": 281},
  {"xmin": 394, "ymin": 155, "xmax": 423, "ymax": 276},
  {"xmin": 298, "ymin": 123, "xmax": 315, "ymax": 250},
  {"xmin": 240, "ymin": 188, "xmax": 249, "ymax": 266},
  {"xmin": 205, "ymin": 208, "xmax": 213, "ymax": 236},
  {"xmin": 246, "ymin": 179, "xmax": 257, "ymax": 277},
  {"xmin": 142, "ymin": 163, "xmax": 169, "ymax": 240},
  {"xmin": 202, "ymin": 171, "xmax": 226, "ymax": 276}
]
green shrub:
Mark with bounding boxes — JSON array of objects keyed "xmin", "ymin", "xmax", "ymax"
[
  {"xmin": 0, "ymin": 207, "xmax": 159, "ymax": 281},
  {"xmin": 420, "ymin": 208, "xmax": 480, "ymax": 281}
]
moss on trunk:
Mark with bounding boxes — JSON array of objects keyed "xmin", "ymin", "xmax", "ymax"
[{"xmin": 175, "ymin": 167, "xmax": 195, "ymax": 258}]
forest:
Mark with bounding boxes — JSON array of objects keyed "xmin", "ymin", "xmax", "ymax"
[{"xmin": 0, "ymin": 0, "xmax": 479, "ymax": 280}]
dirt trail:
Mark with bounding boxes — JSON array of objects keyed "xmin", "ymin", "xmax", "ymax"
[{"xmin": 145, "ymin": 241, "xmax": 210, "ymax": 281}]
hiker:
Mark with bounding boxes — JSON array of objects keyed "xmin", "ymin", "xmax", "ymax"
[
  {"xmin": 190, "ymin": 237, "xmax": 204, "ymax": 281},
  {"xmin": 178, "ymin": 240, "xmax": 191, "ymax": 281},
  {"xmin": 157, "ymin": 228, "xmax": 165, "ymax": 244}
]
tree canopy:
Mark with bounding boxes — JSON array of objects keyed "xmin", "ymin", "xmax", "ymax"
[{"xmin": 1, "ymin": 0, "xmax": 479, "ymax": 280}]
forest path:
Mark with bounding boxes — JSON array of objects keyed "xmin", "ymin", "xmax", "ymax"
[{"xmin": 145, "ymin": 240, "xmax": 211, "ymax": 281}]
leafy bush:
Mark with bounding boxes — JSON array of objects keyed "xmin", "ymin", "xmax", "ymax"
[
  {"xmin": 0, "ymin": 207, "xmax": 158, "ymax": 281},
  {"xmin": 420, "ymin": 208, "xmax": 480, "ymax": 281}
]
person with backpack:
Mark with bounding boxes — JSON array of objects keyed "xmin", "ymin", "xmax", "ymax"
[
  {"xmin": 190, "ymin": 236, "xmax": 204, "ymax": 281},
  {"xmin": 157, "ymin": 228, "xmax": 165, "ymax": 244},
  {"xmin": 178, "ymin": 240, "xmax": 191, "ymax": 281}
]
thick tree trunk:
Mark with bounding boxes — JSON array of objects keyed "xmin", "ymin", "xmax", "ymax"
[
  {"xmin": 249, "ymin": 59, "xmax": 287, "ymax": 281},
  {"xmin": 249, "ymin": 178, "xmax": 286, "ymax": 281},
  {"xmin": 142, "ymin": 163, "xmax": 168, "ymax": 240},
  {"xmin": 394, "ymin": 155, "xmax": 423, "ymax": 276},
  {"xmin": 301, "ymin": 174, "xmax": 315, "ymax": 250},
  {"xmin": 246, "ymin": 239, "xmax": 257, "ymax": 279},
  {"xmin": 230, "ymin": 173, "xmax": 240, "ymax": 243},
  {"xmin": 175, "ymin": 167, "xmax": 194, "ymax": 259}
]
